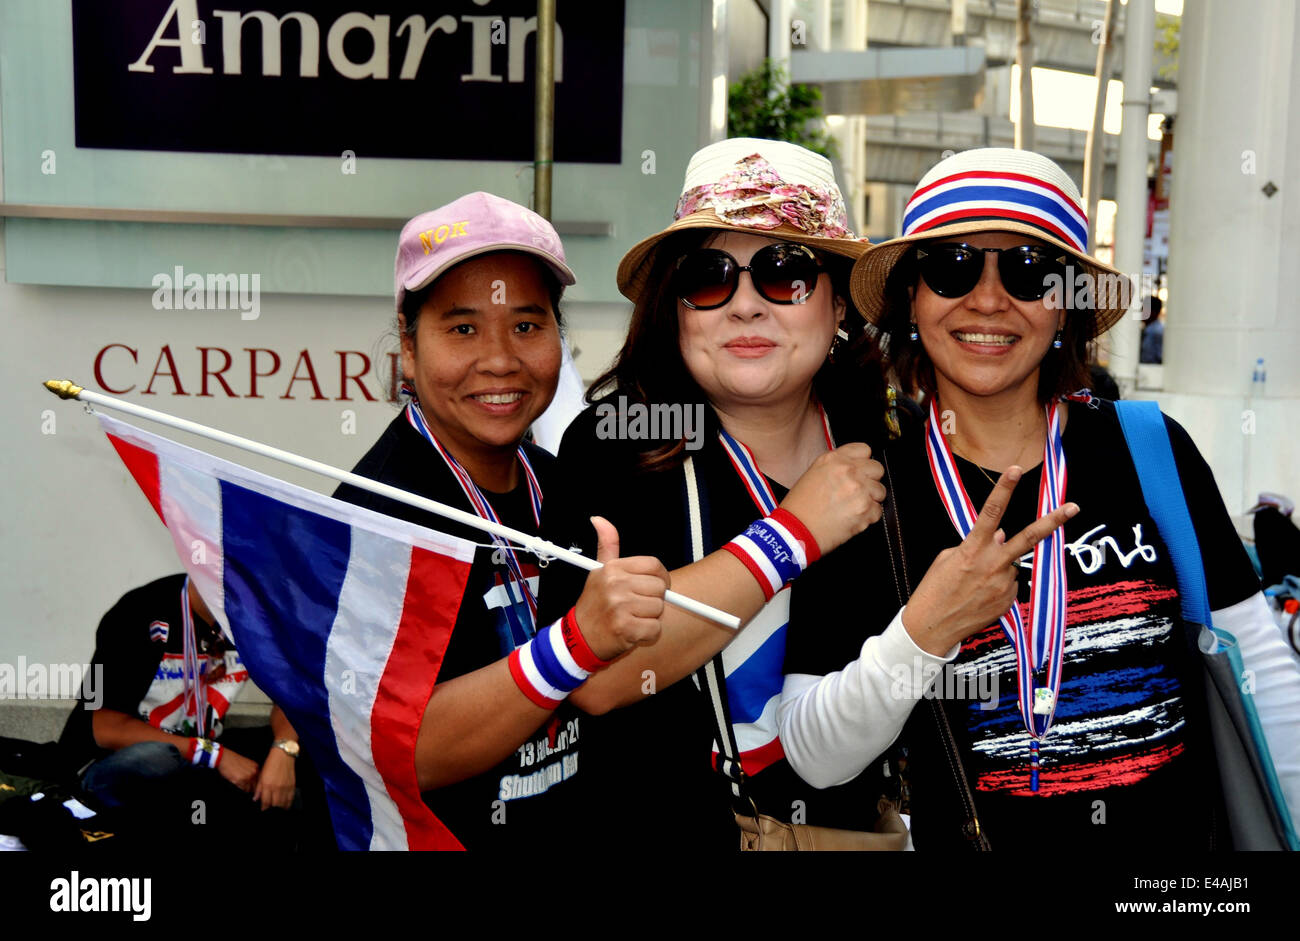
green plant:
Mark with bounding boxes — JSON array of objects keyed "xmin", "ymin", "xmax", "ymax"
[
  {"xmin": 727, "ymin": 59, "xmax": 836, "ymax": 159},
  {"xmin": 1154, "ymin": 13, "xmax": 1179, "ymax": 82}
]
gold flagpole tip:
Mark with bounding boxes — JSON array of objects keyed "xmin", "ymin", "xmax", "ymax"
[{"xmin": 43, "ymin": 379, "xmax": 84, "ymax": 399}]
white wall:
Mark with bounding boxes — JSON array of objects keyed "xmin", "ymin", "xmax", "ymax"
[{"xmin": 1129, "ymin": 389, "xmax": 1299, "ymax": 533}]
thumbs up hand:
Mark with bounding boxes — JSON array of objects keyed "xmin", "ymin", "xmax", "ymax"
[{"xmin": 571, "ymin": 516, "xmax": 672, "ymax": 662}]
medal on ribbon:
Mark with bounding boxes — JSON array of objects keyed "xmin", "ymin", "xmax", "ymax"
[{"xmin": 924, "ymin": 397, "xmax": 1069, "ymax": 792}]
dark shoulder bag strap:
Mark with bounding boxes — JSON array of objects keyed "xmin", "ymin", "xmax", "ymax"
[
  {"xmin": 881, "ymin": 450, "xmax": 992, "ymax": 851},
  {"xmin": 683, "ymin": 456, "xmax": 754, "ymax": 815}
]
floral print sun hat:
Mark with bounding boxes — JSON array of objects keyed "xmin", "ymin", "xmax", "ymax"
[{"xmin": 616, "ymin": 137, "xmax": 872, "ymax": 303}]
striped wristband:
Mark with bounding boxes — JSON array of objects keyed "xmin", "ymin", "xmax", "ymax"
[
  {"xmin": 508, "ymin": 609, "xmax": 612, "ymax": 710},
  {"xmin": 721, "ymin": 507, "xmax": 821, "ymax": 601},
  {"xmin": 189, "ymin": 737, "xmax": 223, "ymax": 769}
]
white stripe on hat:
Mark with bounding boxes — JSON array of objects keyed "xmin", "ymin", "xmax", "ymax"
[
  {"xmin": 905, "ymin": 196, "xmax": 1087, "ymax": 252},
  {"xmin": 901, "ymin": 148, "xmax": 1090, "ymax": 251},
  {"xmin": 906, "ymin": 175, "xmax": 1086, "ymax": 231}
]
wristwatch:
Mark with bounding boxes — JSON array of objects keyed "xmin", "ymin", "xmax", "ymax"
[{"xmin": 273, "ymin": 739, "xmax": 300, "ymax": 758}]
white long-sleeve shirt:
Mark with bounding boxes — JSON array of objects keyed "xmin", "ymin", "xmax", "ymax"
[{"xmin": 778, "ymin": 593, "xmax": 1300, "ymax": 832}]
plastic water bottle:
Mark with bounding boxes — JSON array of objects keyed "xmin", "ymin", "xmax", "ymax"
[{"xmin": 1252, "ymin": 357, "xmax": 1267, "ymax": 397}]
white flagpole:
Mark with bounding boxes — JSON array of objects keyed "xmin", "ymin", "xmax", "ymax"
[{"xmin": 44, "ymin": 380, "xmax": 741, "ymax": 631}]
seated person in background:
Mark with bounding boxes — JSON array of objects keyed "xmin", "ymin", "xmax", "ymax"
[{"xmin": 60, "ymin": 573, "xmax": 309, "ymax": 846}]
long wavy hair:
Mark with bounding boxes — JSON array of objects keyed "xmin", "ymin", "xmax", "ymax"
[{"xmin": 590, "ymin": 230, "xmax": 890, "ymax": 471}]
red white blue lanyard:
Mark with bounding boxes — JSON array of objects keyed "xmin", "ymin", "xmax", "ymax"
[
  {"xmin": 924, "ymin": 397, "xmax": 1068, "ymax": 792},
  {"xmin": 402, "ymin": 388, "xmax": 543, "ymax": 633},
  {"xmin": 717, "ymin": 403, "xmax": 835, "ymax": 515},
  {"xmin": 180, "ymin": 577, "xmax": 208, "ymax": 738}
]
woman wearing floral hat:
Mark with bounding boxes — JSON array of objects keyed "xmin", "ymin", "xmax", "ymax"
[
  {"xmin": 537, "ymin": 140, "xmax": 1074, "ymax": 849},
  {"xmin": 779, "ymin": 147, "xmax": 1300, "ymax": 849}
]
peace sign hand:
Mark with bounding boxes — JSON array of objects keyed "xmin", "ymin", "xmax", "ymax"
[{"xmin": 900, "ymin": 466, "xmax": 1080, "ymax": 657}]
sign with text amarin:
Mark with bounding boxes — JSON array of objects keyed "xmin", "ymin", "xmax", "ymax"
[{"xmin": 72, "ymin": 0, "xmax": 624, "ymax": 162}]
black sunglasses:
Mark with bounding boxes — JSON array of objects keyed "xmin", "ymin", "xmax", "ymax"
[
  {"xmin": 673, "ymin": 242, "xmax": 825, "ymax": 310},
  {"xmin": 916, "ymin": 243, "xmax": 1068, "ymax": 302}
]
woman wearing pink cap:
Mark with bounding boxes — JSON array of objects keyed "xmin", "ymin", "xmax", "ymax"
[
  {"xmin": 333, "ymin": 192, "xmax": 670, "ymax": 850},
  {"xmin": 779, "ymin": 148, "xmax": 1300, "ymax": 850},
  {"xmin": 536, "ymin": 141, "xmax": 1072, "ymax": 850}
]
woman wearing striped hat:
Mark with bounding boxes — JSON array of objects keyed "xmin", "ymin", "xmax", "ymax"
[{"xmin": 779, "ymin": 148, "xmax": 1300, "ymax": 849}]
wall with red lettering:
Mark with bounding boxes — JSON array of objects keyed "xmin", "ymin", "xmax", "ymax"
[{"xmin": 1, "ymin": 227, "xmax": 632, "ymax": 692}]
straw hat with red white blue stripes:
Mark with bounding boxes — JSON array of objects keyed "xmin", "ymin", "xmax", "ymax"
[{"xmin": 850, "ymin": 148, "xmax": 1131, "ymax": 337}]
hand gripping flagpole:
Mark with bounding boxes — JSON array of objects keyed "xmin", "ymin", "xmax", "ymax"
[{"xmin": 44, "ymin": 380, "xmax": 741, "ymax": 631}]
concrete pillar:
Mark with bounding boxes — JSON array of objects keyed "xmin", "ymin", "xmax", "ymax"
[
  {"xmin": 698, "ymin": 0, "xmax": 728, "ymax": 147},
  {"xmin": 1106, "ymin": 0, "xmax": 1154, "ymax": 395},
  {"xmin": 1164, "ymin": 0, "xmax": 1300, "ymax": 399},
  {"xmin": 836, "ymin": 0, "xmax": 870, "ymax": 235},
  {"xmin": 769, "ymin": 0, "xmax": 792, "ymax": 68},
  {"xmin": 1148, "ymin": 0, "xmax": 1300, "ymax": 515}
]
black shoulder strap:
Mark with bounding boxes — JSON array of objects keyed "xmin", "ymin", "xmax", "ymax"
[{"xmin": 881, "ymin": 450, "xmax": 992, "ymax": 851}]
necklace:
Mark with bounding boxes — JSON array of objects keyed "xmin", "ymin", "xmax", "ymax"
[
  {"xmin": 950, "ymin": 440, "xmax": 1031, "ymax": 487},
  {"xmin": 954, "ymin": 449, "xmax": 998, "ymax": 487},
  {"xmin": 948, "ymin": 414, "xmax": 1047, "ymax": 488}
]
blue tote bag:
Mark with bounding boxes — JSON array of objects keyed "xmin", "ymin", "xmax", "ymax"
[{"xmin": 1116, "ymin": 400, "xmax": 1298, "ymax": 850}]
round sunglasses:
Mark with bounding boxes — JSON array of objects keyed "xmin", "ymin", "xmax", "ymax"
[
  {"xmin": 673, "ymin": 242, "xmax": 826, "ymax": 310},
  {"xmin": 916, "ymin": 243, "xmax": 1068, "ymax": 302}
]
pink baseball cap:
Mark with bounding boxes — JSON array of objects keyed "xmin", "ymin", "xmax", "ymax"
[{"xmin": 394, "ymin": 191, "xmax": 577, "ymax": 312}]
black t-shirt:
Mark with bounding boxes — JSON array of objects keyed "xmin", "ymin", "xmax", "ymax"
[
  {"xmin": 333, "ymin": 413, "xmax": 583, "ymax": 851},
  {"xmin": 537, "ymin": 389, "xmax": 892, "ymax": 850},
  {"xmin": 60, "ymin": 574, "xmax": 249, "ymax": 768},
  {"xmin": 785, "ymin": 398, "xmax": 1262, "ymax": 850}
]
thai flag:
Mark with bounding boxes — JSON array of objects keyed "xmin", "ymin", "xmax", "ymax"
[
  {"xmin": 97, "ymin": 414, "xmax": 477, "ymax": 851},
  {"xmin": 715, "ymin": 589, "xmax": 789, "ymax": 776}
]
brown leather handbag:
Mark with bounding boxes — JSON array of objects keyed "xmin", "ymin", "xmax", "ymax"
[{"xmin": 735, "ymin": 798, "xmax": 909, "ymax": 851}]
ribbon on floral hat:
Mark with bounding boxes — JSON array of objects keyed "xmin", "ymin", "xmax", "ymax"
[
  {"xmin": 616, "ymin": 138, "xmax": 872, "ymax": 303},
  {"xmin": 673, "ymin": 154, "xmax": 852, "ymax": 239}
]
